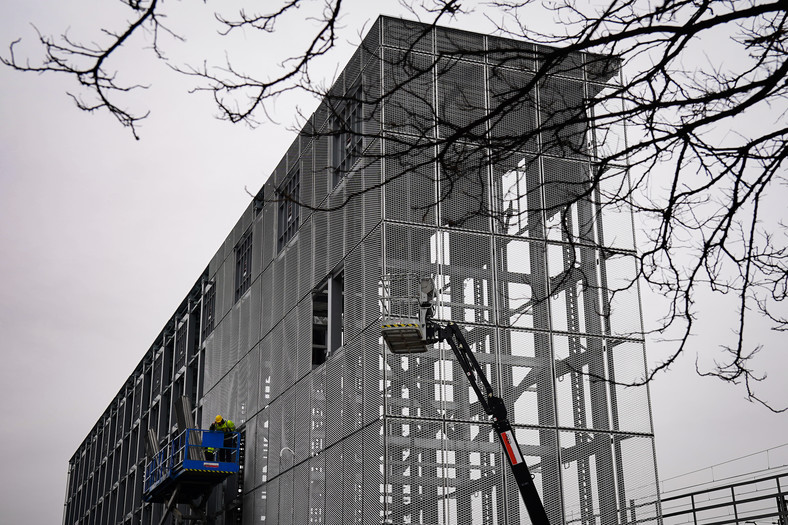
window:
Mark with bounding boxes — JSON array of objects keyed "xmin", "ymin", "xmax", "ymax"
[
  {"xmin": 277, "ymin": 168, "xmax": 300, "ymax": 252},
  {"xmin": 201, "ymin": 282, "xmax": 215, "ymax": 339},
  {"xmin": 312, "ymin": 270, "xmax": 344, "ymax": 368},
  {"xmin": 331, "ymin": 83, "xmax": 363, "ymax": 187},
  {"xmin": 235, "ymin": 230, "xmax": 253, "ymax": 301}
]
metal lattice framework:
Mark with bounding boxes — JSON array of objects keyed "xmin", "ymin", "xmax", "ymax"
[{"xmin": 63, "ymin": 16, "xmax": 661, "ymax": 525}]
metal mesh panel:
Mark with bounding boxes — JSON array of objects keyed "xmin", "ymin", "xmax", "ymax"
[
  {"xmin": 236, "ymin": 349, "xmax": 252, "ymax": 425},
  {"xmin": 606, "ymin": 340, "xmax": 651, "ymax": 434},
  {"xmin": 361, "ymin": 61, "xmax": 382, "ymax": 140},
  {"xmin": 436, "ymin": 27, "xmax": 484, "ymax": 60},
  {"xmin": 437, "ymin": 58, "xmax": 486, "ymax": 141},
  {"xmin": 541, "ymin": 158, "xmax": 593, "ymax": 233},
  {"xmin": 295, "ymin": 299, "xmax": 312, "ymax": 384},
  {"xmin": 266, "ymin": 478, "xmax": 280, "ymax": 525},
  {"xmin": 243, "ymin": 414, "xmax": 257, "ymax": 492},
  {"xmin": 384, "ymin": 344, "xmax": 443, "ymax": 421},
  {"xmin": 362, "ymin": 226, "xmax": 383, "ymax": 334},
  {"xmin": 252, "ymin": 213, "xmax": 264, "ymax": 279},
  {"xmin": 362, "ymin": 326, "xmax": 384, "ymax": 425},
  {"xmin": 343, "ymin": 430, "xmax": 364, "ymax": 525},
  {"xmin": 546, "ymin": 242, "xmax": 605, "ymax": 336},
  {"xmin": 488, "ymin": 67, "xmax": 538, "ymax": 152},
  {"xmin": 249, "ymin": 278, "xmax": 262, "ymax": 351},
  {"xmin": 270, "ymin": 323, "xmax": 285, "ymax": 401},
  {"xmin": 598, "ymin": 168, "xmax": 636, "ymax": 251},
  {"xmin": 385, "ymin": 418, "xmax": 444, "ymax": 525},
  {"xmin": 279, "ymin": 469, "xmax": 294, "ymax": 525},
  {"xmin": 363, "ymin": 422, "xmax": 385, "ymax": 524},
  {"xmin": 325, "ymin": 442, "xmax": 343, "ymax": 525},
  {"xmin": 258, "ymin": 335, "xmax": 273, "ymax": 410},
  {"xmin": 362, "ymin": 141, "xmax": 383, "ymax": 238},
  {"xmin": 328, "ymin": 190, "xmax": 345, "ymax": 271},
  {"xmin": 293, "ymin": 461, "xmax": 310, "ymax": 525},
  {"xmin": 444, "ymin": 324, "xmax": 498, "ymax": 423},
  {"xmin": 603, "ymin": 251, "xmax": 642, "ymax": 337},
  {"xmin": 255, "ymin": 407, "xmax": 270, "ymax": 487},
  {"xmin": 313, "ymin": 209, "xmax": 329, "ymax": 282},
  {"xmin": 536, "ymin": 44, "xmax": 585, "ymax": 79},
  {"xmin": 382, "ymin": 17, "xmax": 432, "ymax": 53},
  {"xmin": 439, "ymin": 231, "xmax": 494, "ymax": 324},
  {"xmin": 298, "ymin": 218, "xmax": 313, "ymax": 304},
  {"xmin": 487, "ymin": 36, "xmax": 536, "ymax": 71},
  {"xmin": 557, "ymin": 430, "xmax": 623, "ymax": 524},
  {"xmin": 384, "ymin": 223, "xmax": 438, "ymax": 279},
  {"xmin": 222, "ymin": 258, "xmax": 235, "ymax": 319},
  {"xmin": 346, "ymin": 171, "xmax": 365, "ymax": 254},
  {"xmin": 231, "ymin": 297, "xmax": 242, "ymax": 365},
  {"xmin": 267, "ymin": 397, "xmax": 282, "ymax": 480},
  {"xmin": 284, "ymin": 240, "xmax": 300, "ymax": 315},
  {"xmin": 272, "ymin": 256, "xmax": 286, "ymax": 328},
  {"xmin": 345, "ymin": 245, "xmax": 364, "ymax": 342},
  {"xmin": 309, "ymin": 454, "xmax": 326, "ymax": 524},
  {"xmin": 325, "ymin": 349, "xmax": 345, "ymax": 447},
  {"xmin": 496, "ymin": 237, "xmax": 535, "ymax": 328},
  {"xmin": 242, "ymin": 489, "xmax": 257, "ymax": 525},
  {"xmin": 262, "ymin": 184, "xmax": 276, "ymax": 272},
  {"xmin": 438, "ymin": 144, "xmax": 491, "ymax": 232},
  {"xmin": 344, "ymin": 339, "xmax": 365, "ymax": 434},
  {"xmin": 444, "ymin": 422, "xmax": 506, "ymax": 525},
  {"xmin": 294, "ymin": 377, "xmax": 312, "ymax": 464},
  {"xmin": 383, "ymin": 49, "xmax": 435, "ymax": 137},
  {"xmin": 539, "ymin": 77, "xmax": 588, "ymax": 159},
  {"xmin": 311, "ymin": 365, "xmax": 326, "ymax": 456},
  {"xmin": 384, "ymin": 135, "xmax": 437, "ymax": 225},
  {"xmin": 499, "ymin": 328, "xmax": 556, "ymax": 428},
  {"xmin": 283, "ymin": 311, "xmax": 298, "ymax": 391},
  {"xmin": 552, "ymin": 334, "xmax": 612, "ymax": 432},
  {"xmin": 261, "ymin": 267, "xmax": 274, "ymax": 336},
  {"xmin": 313, "ymin": 134, "xmax": 330, "ymax": 209}
]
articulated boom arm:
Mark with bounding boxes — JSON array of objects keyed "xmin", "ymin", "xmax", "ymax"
[{"xmin": 426, "ymin": 321, "xmax": 551, "ymax": 525}]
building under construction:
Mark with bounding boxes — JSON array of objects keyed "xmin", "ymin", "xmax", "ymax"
[{"xmin": 63, "ymin": 15, "xmax": 661, "ymax": 525}]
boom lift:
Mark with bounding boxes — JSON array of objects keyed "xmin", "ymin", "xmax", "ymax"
[
  {"xmin": 382, "ymin": 277, "xmax": 551, "ymax": 525},
  {"xmin": 142, "ymin": 396, "xmax": 240, "ymax": 525}
]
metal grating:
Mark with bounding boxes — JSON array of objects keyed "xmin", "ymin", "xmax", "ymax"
[
  {"xmin": 437, "ymin": 143, "xmax": 492, "ymax": 232},
  {"xmin": 382, "ymin": 17, "xmax": 433, "ymax": 53},
  {"xmin": 384, "ymin": 135, "xmax": 437, "ymax": 225},
  {"xmin": 324, "ymin": 443, "xmax": 343, "ymax": 525},
  {"xmin": 436, "ymin": 27, "xmax": 485, "ymax": 61},
  {"xmin": 343, "ymin": 430, "xmax": 364, "ymax": 525},
  {"xmin": 383, "ymin": 49, "xmax": 435, "ymax": 137},
  {"xmin": 437, "ymin": 58, "xmax": 486, "ymax": 141},
  {"xmin": 254, "ymin": 407, "xmax": 270, "ymax": 487}
]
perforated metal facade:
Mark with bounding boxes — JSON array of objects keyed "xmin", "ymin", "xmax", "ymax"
[{"xmin": 64, "ymin": 16, "xmax": 660, "ymax": 525}]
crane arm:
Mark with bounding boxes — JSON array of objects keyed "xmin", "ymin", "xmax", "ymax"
[{"xmin": 429, "ymin": 321, "xmax": 551, "ymax": 525}]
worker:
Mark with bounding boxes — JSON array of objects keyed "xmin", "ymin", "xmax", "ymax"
[{"xmin": 209, "ymin": 415, "xmax": 236, "ymax": 462}]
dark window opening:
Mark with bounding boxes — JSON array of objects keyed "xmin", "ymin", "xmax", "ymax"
[
  {"xmin": 277, "ymin": 168, "xmax": 300, "ymax": 252},
  {"xmin": 235, "ymin": 230, "xmax": 253, "ymax": 302},
  {"xmin": 331, "ymin": 84, "xmax": 363, "ymax": 187},
  {"xmin": 312, "ymin": 270, "xmax": 344, "ymax": 368}
]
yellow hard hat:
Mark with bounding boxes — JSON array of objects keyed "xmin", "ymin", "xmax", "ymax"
[{"xmin": 215, "ymin": 415, "xmax": 223, "ymax": 423}]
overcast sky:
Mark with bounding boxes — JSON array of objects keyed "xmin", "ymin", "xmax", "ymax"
[{"xmin": 1, "ymin": 1, "xmax": 786, "ymax": 523}]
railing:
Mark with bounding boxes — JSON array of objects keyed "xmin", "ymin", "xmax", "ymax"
[
  {"xmin": 660, "ymin": 473, "xmax": 788, "ymax": 525},
  {"xmin": 143, "ymin": 428, "xmax": 240, "ymax": 496}
]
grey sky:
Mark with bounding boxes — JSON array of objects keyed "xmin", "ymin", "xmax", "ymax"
[{"xmin": 1, "ymin": 1, "xmax": 786, "ymax": 523}]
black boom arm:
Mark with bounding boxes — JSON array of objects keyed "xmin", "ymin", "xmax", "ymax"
[{"xmin": 429, "ymin": 322, "xmax": 551, "ymax": 525}]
